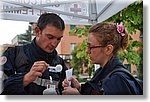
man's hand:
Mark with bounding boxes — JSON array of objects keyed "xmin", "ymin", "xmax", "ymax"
[{"xmin": 23, "ymin": 61, "xmax": 48, "ymax": 87}]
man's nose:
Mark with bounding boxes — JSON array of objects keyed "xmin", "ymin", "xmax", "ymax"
[{"xmin": 51, "ymin": 39, "xmax": 59, "ymax": 47}]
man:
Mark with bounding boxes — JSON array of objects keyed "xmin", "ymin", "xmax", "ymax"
[{"xmin": 1, "ymin": 13, "xmax": 67, "ymax": 95}]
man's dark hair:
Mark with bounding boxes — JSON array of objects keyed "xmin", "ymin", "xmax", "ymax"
[{"xmin": 37, "ymin": 13, "xmax": 65, "ymax": 31}]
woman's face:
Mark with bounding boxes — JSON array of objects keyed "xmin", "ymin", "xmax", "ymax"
[{"xmin": 86, "ymin": 33, "xmax": 106, "ymax": 65}]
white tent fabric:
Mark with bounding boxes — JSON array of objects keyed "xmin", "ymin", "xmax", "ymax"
[{"xmin": 0, "ymin": 0, "xmax": 136, "ymax": 25}]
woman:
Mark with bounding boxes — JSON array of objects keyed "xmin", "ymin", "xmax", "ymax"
[{"xmin": 62, "ymin": 22, "xmax": 142, "ymax": 95}]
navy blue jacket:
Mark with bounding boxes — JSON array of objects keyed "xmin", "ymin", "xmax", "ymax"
[
  {"xmin": 1, "ymin": 38, "xmax": 67, "ymax": 95},
  {"xmin": 81, "ymin": 55, "xmax": 141, "ymax": 95}
]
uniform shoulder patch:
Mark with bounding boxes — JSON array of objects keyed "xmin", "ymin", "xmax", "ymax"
[{"xmin": 0, "ymin": 56, "xmax": 7, "ymax": 65}]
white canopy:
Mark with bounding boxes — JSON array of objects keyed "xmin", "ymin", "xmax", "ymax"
[{"xmin": 0, "ymin": 0, "xmax": 136, "ymax": 25}]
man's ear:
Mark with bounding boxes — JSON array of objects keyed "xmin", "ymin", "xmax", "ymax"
[
  {"xmin": 35, "ymin": 27, "xmax": 41, "ymax": 37},
  {"xmin": 105, "ymin": 45, "xmax": 114, "ymax": 55}
]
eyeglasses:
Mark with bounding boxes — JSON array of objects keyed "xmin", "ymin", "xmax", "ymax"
[{"xmin": 86, "ymin": 45, "xmax": 106, "ymax": 51}]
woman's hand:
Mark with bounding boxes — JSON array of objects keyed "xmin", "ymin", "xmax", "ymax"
[
  {"xmin": 62, "ymin": 77, "xmax": 81, "ymax": 91},
  {"xmin": 62, "ymin": 77, "xmax": 81, "ymax": 95},
  {"xmin": 62, "ymin": 87, "xmax": 80, "ymax": 95}
]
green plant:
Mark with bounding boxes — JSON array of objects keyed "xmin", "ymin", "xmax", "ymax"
[{"xmin": 69, "ymin": 1, "xmax": 143, "ymax": 79}]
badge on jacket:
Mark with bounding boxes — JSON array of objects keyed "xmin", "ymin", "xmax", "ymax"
[{"xmin": 0, "ymin": 56, "xmax": 7, "ymax": 65}]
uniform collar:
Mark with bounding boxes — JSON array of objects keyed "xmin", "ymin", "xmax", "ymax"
[
  {"xmin": 91, "ymin": 55, "xmax": 125, "ymax": 82},
  {"xmin": 101, "ymin": 55, "xmax": 125, "ymax": 78}
]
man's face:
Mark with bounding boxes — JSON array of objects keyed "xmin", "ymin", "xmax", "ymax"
[{"xmin": 35, "ymin": 25, "xmax": 63, "ymax": 53}]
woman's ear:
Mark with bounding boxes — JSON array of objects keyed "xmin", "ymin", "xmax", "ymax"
[
  {"xmin": 35, "ymin": 27, "xmax": 41, "ymax": 37},
  {"xmin": 105, "ymin": 45, "xmax": 114, "ymax": 55}
]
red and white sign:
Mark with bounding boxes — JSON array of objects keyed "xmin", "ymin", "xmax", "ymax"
[{"xmin": 0, "ymin": 0, "xmax": 136, "ymax": 25}]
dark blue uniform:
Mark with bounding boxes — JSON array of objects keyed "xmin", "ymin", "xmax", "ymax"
[
  {"xmin": 1, "ymin": 38, "xmax": 67, "ymax": 95},
  {"xmin": 80, "ymin": 55, "xmax": 142, "ymax": 95}
]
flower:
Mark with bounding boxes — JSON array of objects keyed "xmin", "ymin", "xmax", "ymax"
[{"xmin": 117, "ymin": 24, "xmax": 125, "ymax": 36}]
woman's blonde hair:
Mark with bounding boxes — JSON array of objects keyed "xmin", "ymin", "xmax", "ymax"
[{"xmin": 89, "ymin": 22, "xmax": 128, "ymax": 54}]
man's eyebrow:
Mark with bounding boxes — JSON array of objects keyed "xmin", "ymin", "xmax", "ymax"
[{"xmin": 46, "ymin": 33, "xmax": 63, "ymax": 38}]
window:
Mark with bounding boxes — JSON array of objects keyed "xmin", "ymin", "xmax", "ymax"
[
  {"xmin": 140, "ymin": 31, "xmax": 143, "ymax": 37},
  {"xmin": 70, "ymin": 25, "xmax": 76, "ymax": 30},
  {"xmin": 124, "ymin": 64, "xmax": 131, "ymax": 72},
  {"xmin": 70, "ymin": 43, "xmax": 76, "ymax": 53}
]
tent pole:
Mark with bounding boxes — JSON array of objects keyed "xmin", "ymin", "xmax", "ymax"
[{"xmin": 88, "ymin": 0, "xmax": 97, "ymax": 25}]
